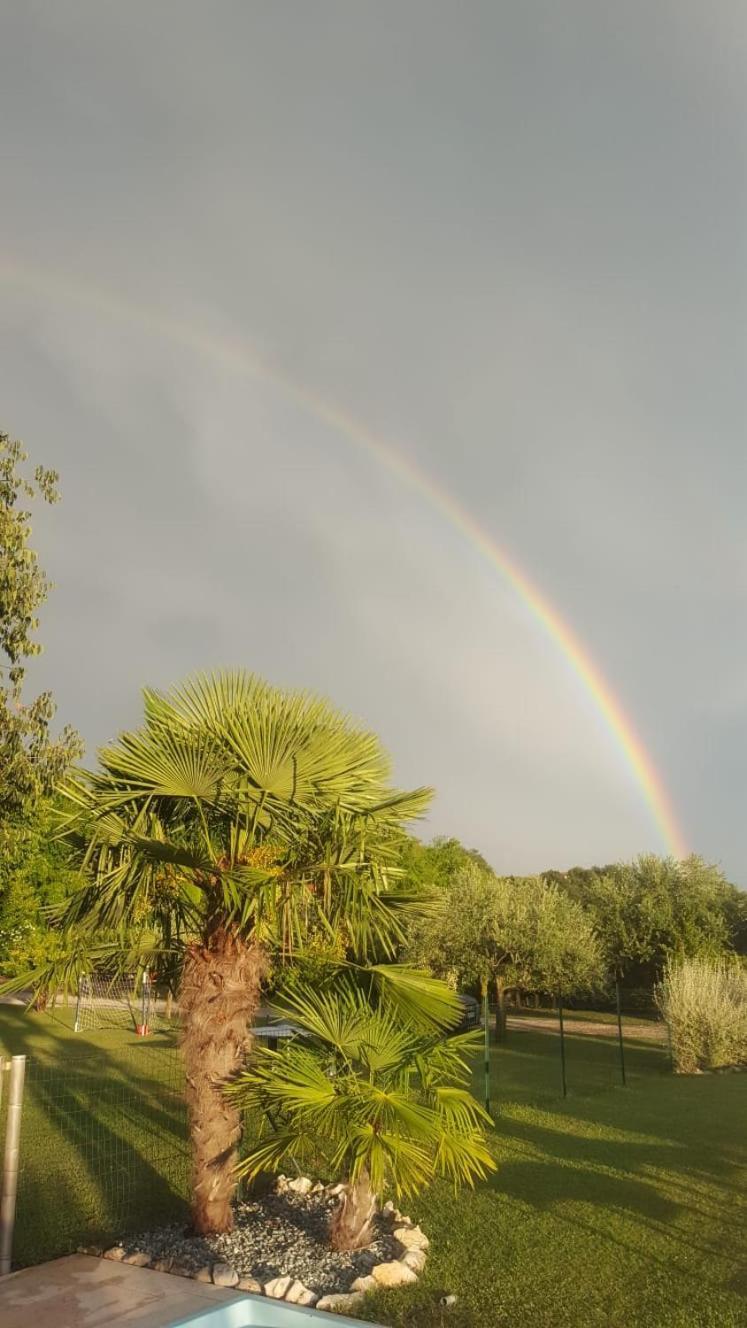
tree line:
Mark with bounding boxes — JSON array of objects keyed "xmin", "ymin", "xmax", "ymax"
[{"xmin": 400, "ymin": 836, "xmax": 747, "ymax": 1031}]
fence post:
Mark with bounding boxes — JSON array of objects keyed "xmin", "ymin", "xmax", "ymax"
[
  {"xmin": 557, "ymin": 995, "xmax": 567, "ymax": 1098},
  {"xmin": 666, "ymin": 1019, "xmax": 674, "ymax": 1072},
  {"xmin": 141, "ymin": 972, "xmax": 150, "ymax": 1032},
  {"xmin": 0, "ymin": 1055, "xmax": 26, "ymax": 1275},
  {"xmin": 74, "ymin": 976, "xmax": 83, "ymax": 1033},
  {"xmin": 615, "ymin": 978, "xmax": 627, "ymax": 1087},
  {"xmin": 483, "ymin": 987, "xmax": 491, "ymax": 1114}
]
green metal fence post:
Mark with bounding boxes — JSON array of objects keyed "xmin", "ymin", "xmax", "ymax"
[
  {"xmin": 615, "ymin": 978, "xmax": 627, "ymax": 1086},
  {"xmin": 557, "ymin": 995, "xmax": 567, "ymax": 1098},
  {"xmin": 483, "ymin": 986, "xmax": 491, "ymax": 1115}
]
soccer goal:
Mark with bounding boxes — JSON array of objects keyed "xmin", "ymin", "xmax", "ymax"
[{"xmin": 74, "ymin": 972, "xmax": 153, "ymax": 1033}]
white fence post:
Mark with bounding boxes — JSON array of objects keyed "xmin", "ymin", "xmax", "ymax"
[
  {"xmin": 0, "ymin": 1055, "xmax": 26, "ymax": 1275},
  {"xmin": 74, "ymin": 975, "xmax": 83, "ymax": 1033}
]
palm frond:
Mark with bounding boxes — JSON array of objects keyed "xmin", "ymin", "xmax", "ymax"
[{"xmin": 368, "ymin": 964, "xmax": 461, "ymax": 1031}]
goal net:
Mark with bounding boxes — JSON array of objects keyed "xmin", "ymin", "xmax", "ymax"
[{"xmin": 75, "ymin": 972, "xmax": 152, "ymax": 1033}]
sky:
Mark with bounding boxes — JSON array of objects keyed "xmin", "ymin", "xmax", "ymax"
[{"xmin": 1, "ymin": 2, "xmax": 745, "ymax": 881}]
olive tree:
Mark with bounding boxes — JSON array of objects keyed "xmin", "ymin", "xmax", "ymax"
[{"xmin": 407, "ymin": 863, "xmax": 604, "ymax": 1037}]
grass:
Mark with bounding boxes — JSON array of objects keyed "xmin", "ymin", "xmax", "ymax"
[
  {"xmin": 1, "ymin": 1008, "xmax": 745, "ymax": 1327},
  {"xmin": 0, "ymin": 1005, "xmax": 189, "ymax": 1266}
]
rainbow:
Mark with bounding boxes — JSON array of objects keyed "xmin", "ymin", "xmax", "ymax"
[{"xmin": 0, "ymin": 258, "xmax": 687, "ymax": 858}]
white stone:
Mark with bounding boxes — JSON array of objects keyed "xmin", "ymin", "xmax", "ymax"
[
  {"xmin": 265, "ymin": 1274, "xmax": 293, "ymax": 1299},
  {"xmin": 151, "ymin": 1258, "xmax": 173, "ymax": 1274},
  {"xmin": 194, "ymin": 1265, "xmax": 214, "ymax": 1283},
  {"xmin": 394, "ymin": 1224, "xmax": 430, "ymax": 1250},
  {"xmin": 122, "ymin": 1250, "xmax": 151, "ymax": 1267},
  {"xmin": 351, "ymin": 1274, "xmax": 377, "ymax": 1293},
  {"xmin": 237, "ymin": 1276, "xmax": 264, "ymax": 1294},
  {"xmin": 317, "ymin": 1292, "xmax": 364, "ymax": 1312},
  {"xmin": 287, "ymin": 1175, "xmax": 313, "ymax": 1195},
  {"xmin": 212, "ymin": 1263, "xmax": 240, "ymax": 1288},
  {"xmin": 327, "ymin": 1182, "xmax": 345, "ymax": 1196},
  {"xmin": 372, "ymin": 1259, "xmax": 418, "ymax": 1288},
  {"xmin": 103, "ymin": 1246, "xmax": 126, "ymax": 1261},
  {"xmin": 403, "ymin": 1248, "xmax": 427, "ymax": 1273},
  {"xmin": 383, "ymin": 1200, "xmax": 395, "ymax": 1214},
  {"xmin": 285, "ymin": 1280, "xmax": 318, "ymax": 1306}
]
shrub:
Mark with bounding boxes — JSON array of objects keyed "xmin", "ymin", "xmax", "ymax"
[
  {"xmin": 656, "ymin": 957, "xmax": 747, "ymax": 1073},
  {"xmin": 231, "ymin": 982, "xmax": 495, "ymax": 1250}
]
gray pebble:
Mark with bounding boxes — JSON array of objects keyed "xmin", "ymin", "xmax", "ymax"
[{"xmin": 114, "ymin": 1190, "xmax": 401, "ymax": 1295}]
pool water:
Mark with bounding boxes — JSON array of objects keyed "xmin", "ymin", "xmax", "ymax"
[{"xmin": 172, "ymin": 1289, "xmax": 380, "ymax": 1327}]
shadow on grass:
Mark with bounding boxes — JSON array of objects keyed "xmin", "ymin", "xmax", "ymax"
[{"xmin": 1, "ymin": 1020, "xmax": 190, "ymax": 1266}]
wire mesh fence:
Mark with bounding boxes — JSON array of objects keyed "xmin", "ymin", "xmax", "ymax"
[
  {"xmin": 0, "ymin": 1003, "xmax": 674, "ymax": 1271},
  {"xmin": 0, "ymin": 1039, "xmax": 190, "ymax": 1268}
]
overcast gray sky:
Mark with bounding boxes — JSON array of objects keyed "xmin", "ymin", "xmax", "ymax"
[{"xmin": 1, "ymin": 2, "xmax": 745, "ymax": 880}]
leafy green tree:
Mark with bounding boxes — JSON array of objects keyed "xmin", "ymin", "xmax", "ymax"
[
  {"xmin": 557, "ymin": 855, "xmax": 734, "ymax": 991},
  {"xmin": 230, "ymin": 982, "xmax": 495, "ymax": 1250},
  {"xmin": 407, "ymin": 863, "xmax": 603, "ymax": 1037},
  {"xmin": 0, "ymin": 799, "xmax": 82, "ymax": 986},
  {"xmin": 0, "ymin": 431, "xmax": 82, "ymax": 821},
  {"xmin": 22, "ymin": 672, "xmax": 456, "ymax": 1235},
  {"xmin": 541, "ymin": 864, "xmax": 612, "ymax": 902},
  {"xmin": 400, "ymin": 835, "xmax": 492, "ymax": 893},
  {"xmin": 718, "ymin": 882, "xmax": 747, "ymax": 958},
  {"xmin": 406, "ymin": 860, "xmax": 497, "ymax": 993}
]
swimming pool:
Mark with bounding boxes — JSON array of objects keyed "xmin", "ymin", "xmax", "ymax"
[{"xmin": 171, "ymin": 1288, "xmax": 380, "ymax": 1327}]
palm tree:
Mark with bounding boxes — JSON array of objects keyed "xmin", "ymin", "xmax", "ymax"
[
  {"xmin": 230, "ymin": 983, "xmax": 496, "ymax": 1251},
  {"xmin": 42, "ymin": 672, "xmax": 450, "ymax": 1235}
]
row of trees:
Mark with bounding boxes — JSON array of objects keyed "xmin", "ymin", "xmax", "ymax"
[{"xmin": 399, "ymin": 837, "xmax": 746, "ymax": 1030}]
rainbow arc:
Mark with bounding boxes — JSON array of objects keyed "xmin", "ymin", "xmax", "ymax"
[{"xmin": 0, "ymin": 258, "xmax": 687, "ymax": 858}]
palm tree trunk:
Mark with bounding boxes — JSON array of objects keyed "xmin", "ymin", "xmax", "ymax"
[
  {"xmin": 330, "ymin": 1170, "xmax": 378, "ymax": 1251},
  {"xmin": 180, "ymin": 927, "xmax": 265, "ymax": 1235}
]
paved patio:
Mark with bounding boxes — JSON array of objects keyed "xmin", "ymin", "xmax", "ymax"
[
  {"xmin": 0, "ymin": 1255, "xmax": 246, "ymax": 1328},
  {"xmin": 0, "ymin": 1254, "xmax": 380, "ymax": 1327}
]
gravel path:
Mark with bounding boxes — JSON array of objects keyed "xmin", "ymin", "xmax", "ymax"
[{"xmin": 507, "ymin": 1014, "xmax": 666, "ymax": 1041}]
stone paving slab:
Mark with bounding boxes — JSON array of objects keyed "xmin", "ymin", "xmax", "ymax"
[{"xmin": 0, "ymin": 1254, "xmax": 245, "ymax": 1328}]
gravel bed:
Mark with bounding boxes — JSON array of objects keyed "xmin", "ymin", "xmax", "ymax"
[{"xmin": 120, "ymin": 1190, "xmax": 400, "ymax": 1294}]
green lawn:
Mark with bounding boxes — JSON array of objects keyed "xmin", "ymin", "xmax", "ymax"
[
  {"xmin": 1, "ymin": 1008, "xmax": 745, "ymax": 1327},
  {"xmin": 0, "ymin": 1006, "xmax": 189, "ymax": 1266}
]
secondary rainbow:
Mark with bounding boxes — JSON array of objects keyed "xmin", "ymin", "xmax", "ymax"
[{"xmin": 0, "ymin": 258, "xmax": 687, "ymax": 858}]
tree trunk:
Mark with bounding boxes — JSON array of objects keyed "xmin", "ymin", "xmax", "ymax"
[
  {"xmin": 330, "ymin": 1170, "xmax": 378, "ymax": 1252},
  {"xmin": 494, "ymin": 977, "xmax": 507, "ymax": 1041},
  {"xmin": 179, "ymin": 927, "xmax": 266, "ymax": 1235},
  {"xmin": 32, "ymin": 988, "xmax": 49, "ymax": 1012}
]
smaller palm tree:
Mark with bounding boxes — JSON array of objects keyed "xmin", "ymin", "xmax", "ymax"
[{"xmin": 229, "ymin": 983, "xmax": 496, "ymax": 1251}]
